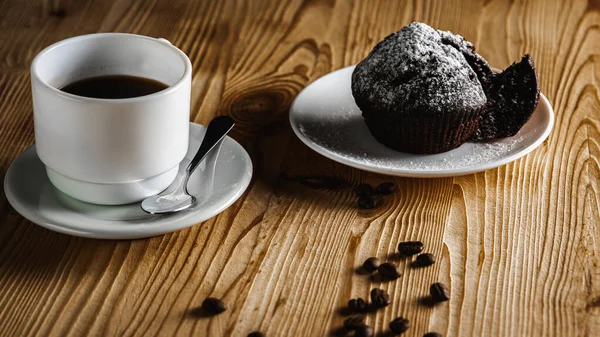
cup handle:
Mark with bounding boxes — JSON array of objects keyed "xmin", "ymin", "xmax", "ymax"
[{"xmin": 156, "ymin": 38, "xmax": 172, "ymax": 45}]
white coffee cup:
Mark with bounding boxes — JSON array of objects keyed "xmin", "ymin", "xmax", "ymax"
[{"xmin": 31, "ymin": 33, "xmax": 192, "ymax": 205}]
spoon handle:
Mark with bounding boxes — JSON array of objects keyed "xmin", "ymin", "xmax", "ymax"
[{"xmin": 187, "ymin": 116, "xmax": 235, "ymax": 174}]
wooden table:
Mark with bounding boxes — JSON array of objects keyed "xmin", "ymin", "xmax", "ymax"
[{"xmin": 1, "ymin": 0, "xmax": 598, "ymax": 336}]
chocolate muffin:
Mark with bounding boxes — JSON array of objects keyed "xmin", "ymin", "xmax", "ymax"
[
  {"xmin": 351, "ymin": 22, "xmax": 487, "ymax": 154},
  {"xmin": 352, "ymin": 22, "xmax": 541, "ymax": 153}
]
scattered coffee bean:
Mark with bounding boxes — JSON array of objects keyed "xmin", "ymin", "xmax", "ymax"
[
  {"xmin": 430, "ymin": 283, "xmax": 450, "ymax": 303},
  {"xmin": 355, "ymin": 183, "xmax": 374, "ymax": 197},
  {"xmin": 202, "ymin": 297, "xmax": 226, "ymax": 315},
  {"xmin": 362, "ymin": 257, "xmax": 380, "ymax": 273},
  {"xmin": 375, "ymin": 182, "xmax": 396, "ymax": 195},
  {"xmin": 389, "ymin": 317, "xmax": 410, "ymax": 334},
  {"xmin": 423, "ymin": 333, "xmax": 442, "ymax": 337},
  {"xmin": 397, "ymin": 241, "xmax": 423, "ymax": 256},
  {"xmin": 357, "ymin": 195, "xmax": 382, "ymax": 209},
  {"xmin": 357, "ymin": 195, "xmax": 374, "ymax": 209},
  {"xmin": 378, "ymin": 262, "xmax": 402, "ymax": 280},
  {"xmin": 247, "ymin": 332, "xmax": 265, "ymax": 337},
  {"xmin": 415, "ymin": 253, "xmax": 436, "ymax": 266},
  {"xmin": 354, "ymin": 325, "xmax": 374, "ymax": 337},
  {"xmin": 343, "ymin": 316, "xmax": 366, "ymax": 330},
  {"xmin": 370, "ymin": 288, "xmax": 390, "ymax": 308},
  {"xmin": 348, "ymin": 298, "xmax": 368, "ymax": 313}
]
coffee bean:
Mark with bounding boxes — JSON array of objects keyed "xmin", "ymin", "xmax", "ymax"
[
  {"xmin": 357, "ymin": 195, "xmax": 374, "ymax": 209},
  {"xmin": 430, "ymin": 283, "xmax": 450, "ymax": 303},
  {"xmin": 423, "ymin": 333, "xmax": 442, "ymax": 337},
  {"xmin": 415, "ymin": 253, "xmax": 436, "ymax": 266},
  {"xmin": 397, "ymin": 241, "xmax": 423, "ymax": 256},
  {"xmin": 343, "ymin": 316, "xmax": 366, "ymax": 330},
  {"xmin": 354, "ymin": 325, "xmax": 374, "ymax": 337},
  {"xmin": 357, "ymin": 195, "xmax": 382, "ymax": 209},
  {"xmin": 362, "ymin": 257, "xmax": 380, "ymax": 273},
  {"xmin": 370, "ymin": 288, "xmax": 390, "ymax": 308},
  {"xmin": 202, "ymin": 297, "xmax": 226, "ymax": 315},
  {"xmin": 247, "ymin": 332, "xmax": 265, "ymax": 337},
  {"xmin": 375, "ymin": 182, "xmax": 396, "ymax": 195},
  {"xmin": 389, "ymin": 317, "xmax": 410, "ymax": 334},
  {"xmin": 348, "ymin": 298, "xmax": 368, "ymax": 313},
  {"xmin": 378, "ymin": 262, "xmax": 401, "ymax": 280},
  {"xmin": 370, "ymin": 288, "xmax": 383, "ymax": 299},
  {"xmin": 355, "ymin": 184, "xmax": 373, "ymax": 197}
]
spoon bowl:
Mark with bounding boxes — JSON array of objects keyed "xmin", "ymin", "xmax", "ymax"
[
  {"xmin": 141, "ymin": 116, "xmax": 235, "ymax": 214},
  {"xmin": 141, "ymin": 191, "xmax": 196, "ymax": 214}
]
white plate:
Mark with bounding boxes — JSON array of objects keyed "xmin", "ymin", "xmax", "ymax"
[
  {"xmin": 4, "ymin": 122, "xmax": 253, "ymax": 239},
  {"xmin": 290, "ymin": 66, "xmax": 554, "ymax": 177}
]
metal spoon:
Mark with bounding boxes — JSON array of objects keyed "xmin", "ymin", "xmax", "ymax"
[{"xmin": 141, "ymin": 116, "xmax": 235, "ymax": 214}]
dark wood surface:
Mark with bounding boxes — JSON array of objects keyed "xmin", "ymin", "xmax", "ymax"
[{"xmin": 1, "ymin": 0, "xmax": 599, "ymax": 336}]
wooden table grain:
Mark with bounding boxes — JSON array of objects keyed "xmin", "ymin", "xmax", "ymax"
[{"xmin": 1, "ymin": 0, "xmax": 598, "ymax": 336}]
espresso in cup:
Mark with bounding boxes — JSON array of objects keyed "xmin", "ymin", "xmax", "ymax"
[
  {"xmin": 31, "ymin": 34, "xmax": 192, "ymax": 205},
  {"xmin": 61, "ymin": 75, "xmax": 169, "ymax": 99}
]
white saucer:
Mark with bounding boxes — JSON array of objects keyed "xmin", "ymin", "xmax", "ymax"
[
  {"xmin": 4, "ymin": 122, "xmax": 253, "ymax": 239},
  {"xmin": 290, "ymin": 66, "xmax": 554, "ymax": 178}
]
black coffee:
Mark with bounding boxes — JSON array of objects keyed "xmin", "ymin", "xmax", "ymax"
[{"xmin": 60, "ymin": 75, "xmax": 168, "ymax": 99}]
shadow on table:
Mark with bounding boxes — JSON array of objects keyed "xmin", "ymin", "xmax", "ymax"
[{"xmin": 187, "ymin": 306, "xmax": 216, "ymax": 319}]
